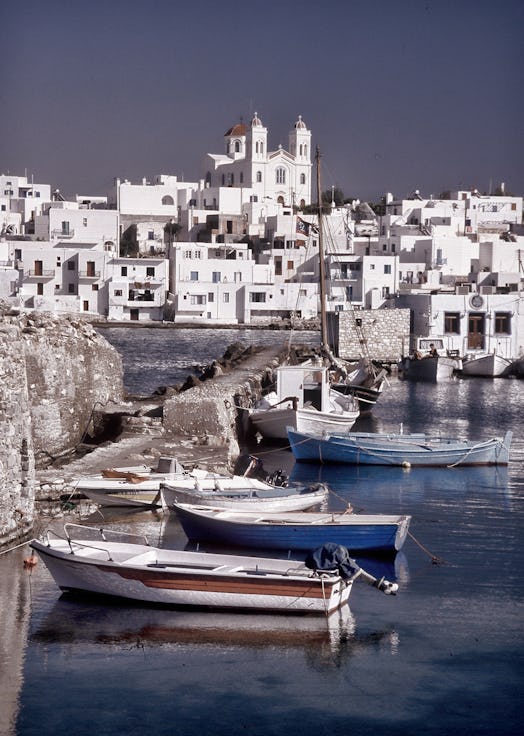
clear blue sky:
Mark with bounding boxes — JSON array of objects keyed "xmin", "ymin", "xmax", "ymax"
[{"xmin": 2, "ymin": 0, "xmax": 523, "ymax": 202}]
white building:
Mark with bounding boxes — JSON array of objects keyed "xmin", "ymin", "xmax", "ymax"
[
  {"xmin": 0, "ymin": 174, "xmax": 52, "ymax": 236},
  {"xmin": 203, "ymin": 113, "xmax": 312, "ymax": 211},
  {"xmin": 106, "ymin": 257, "xmax": 168, "ymax": 321}
]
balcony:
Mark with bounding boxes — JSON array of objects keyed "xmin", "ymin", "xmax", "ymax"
[
  {"xmin": 51, "ymin": 228, "xmax": 75, "ymax": 239},
  {"xmin": 26, "ymin": 269, "xmax": 55, "ymax": 279},
  {"xmin": 79, "ymin": 270, "xmax": 101, "ymax": 279}
]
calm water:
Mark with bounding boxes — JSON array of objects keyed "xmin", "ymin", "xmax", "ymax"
[{"xmin": 1, "ymin": 329, "xmax": 523, "ymax": 736}]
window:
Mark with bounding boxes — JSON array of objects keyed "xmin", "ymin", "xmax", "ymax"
[
  {"xmin": 384, "ymin": 264, "xmax": 392, "ymax": 274},
  {"xmin": 221, "ymin": 174, "xmax": 225, "ymax": 186},
  {"xmin": 223, "ymin": 293, "xmax": 230, "ymax": 303},
  {"xmin": 349, "ymin": 262, "xmax": 361, "ymax": 272},
  {"xmin": 146, "ymin": 267, "xmax": 155, "ymax": 277},
  {"xmin": 83, "ymin": 218, "xmax": 88, "ymax": 227},
  {"xmin": 208, "ymin": 293, "xmax": 214, "ymax": 302},
  {"xmin": 194, "ymin": 250, "xmax": 202, "ymax": 259},
  {"xmin": 444, "ymin": 312, "xmax": 461, "ymax": 334},
  {"xmin": 300, "ymin": 173, "xmax": 306, "ymax": 185},
  {"xmin": 68, "ymin": 284, "xmax": 75, "ymax": 294},
  {"xmin": 37, "ymin": 283, "xmax": 43, "ymax": 295},
  {"xmin": 382, "ymin": 287, "xmax": 390, "ymax": 298},
  {"xmin": 212, "ymin": 272, "xmax": 221, "ymax": 283},
  {"xmin": 391, "ymin": 244, "xmax": 396, "ymax": 252},
  {"xmin": 234, "ymin": 141, "xmax": 240, "ymax": 152},
  {"xmin": 0, "ymin": 205, "xmax": 5, "ymax": 211},
  {"xmin": 382, "ymin": 244, "xmax": 387, "ymax": 251},
  {"xmin": 250, "ymin": 292, "xmax": 266, "ymax": 303},
  {"xmin": 114, "ymin": 289, "xmax": 123, "ymax": 297},
  {"xmin": 184, "ymin": 250, "xmax": 192, "ymax": 258},
  {"xmin": 190, "ymin": 271, "xmax": 198, "ymax": 281},
  {"xmin": 275, "ymin": 258, "xmax": 282, "ymax": 276},
  {"xmin": 276, "ymin": 168, "xmax": 286, "ymax": 185},
  {"xmin": 148, "ymin": 230, "xmax": 154, "ymax": 240},
  {"xmin": 162, "ymin": 195, "xmax": 174, "ymax": 205},
  {"xmin": 190, "ymin": 295, "xmax": 206, "ymax": 305},
  {"xmin": 240, "ymin": 172, "xmax": 244, "ymax": 184},
  {"xmin": 494, "ymin": 312, "xmax": 511, "ymax": 334},
  {"xmin": 121, "ymin": 266, "xmax": 127, "ymax": 276},
  {"xmin": 68, "ymin": 261, "xmax": 75, "ymax": 270},
  {"xmin": 299, "ymin": 289, "xmax": 307, "ymax": 297},
  {"xmin": 369, "ymin": 264, "xmax": 375, "ymax": 270},
  {"xmin": 287, "ymin": 260, "xmax": 293, "ymax": 270},
  {"xmin": 61, "ymin": 221, "xmax": 70, "ymax": 234},
  {"xmin": 256, "ymin": 171, "xmax": 262, "ymax": 183},
  {"xmin": 92, "ymin": 284, "xmax": 99, "ymax": 291},
  {"xmin": 86, "ymin": 261, "xmax": 96, "ymax": 277}
]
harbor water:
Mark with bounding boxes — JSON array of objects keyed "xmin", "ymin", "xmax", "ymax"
[{"xmin": 1, "ymin": 328, "xmax": 523, "ymax": 736}]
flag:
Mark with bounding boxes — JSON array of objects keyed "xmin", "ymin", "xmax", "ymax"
[{"xmin": 296, "ymin": 217, "xmax": 311, "ymax": 237}]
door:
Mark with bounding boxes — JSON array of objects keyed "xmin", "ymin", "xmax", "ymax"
[
  {"xmin": 130, "ymin": 309, "xmax": 139, "ymax": 321},
  {"xmin": 468, "ymin": 313, "xmax": 485, "ymax": 349}
]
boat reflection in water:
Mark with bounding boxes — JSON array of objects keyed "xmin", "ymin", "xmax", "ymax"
[
  {"xmin": 30, "ymin": 596, "xmax": 399, "ymax": 666},
  {"xmin": 289, "ymin": 462, "xmax": 511, "ymax": 509}
]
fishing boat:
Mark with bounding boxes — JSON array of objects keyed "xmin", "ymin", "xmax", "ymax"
[
  {"xmin": 330, "ymin": 360, "xmax": 387, "ymax": 414},
  {"xmin": 287, "ymin": 427, "xmax": 512, "ymax": 467},
  {"xmin": 75, "ymin": 456, "xmax": 268, "ymax": 509},
  {"xmin": 29, "ymin": 525, "xmax": 398, "ymax": 614},
  {"xmin": 174, "ymin": 503, "xmax": 411, "ymax": 554},
  {"xmin": 249, "ymin": 362, "xmax": 360, "ymax": 440},
  {"xmin": 399, "ymin": 338, "xmax": 461, "ymax": 382},
  {"xmin": 461, "ymin": 352, "xmax": 513, "ymax": 377},
  {"xmin": 74, "ymin": 456, "xmax": 218, "ymax": 508},
  {"xmin": 160, "ymin": 477, "xmax": 328, "ymax": 512}
]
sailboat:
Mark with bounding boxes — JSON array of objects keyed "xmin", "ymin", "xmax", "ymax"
[
  {"xmin": 249, "ymin": 150, "xmax": 362, "ymax": 439},
  {"xmin": 313, "ymin": 150, "xmax": 387, "ymax": 413}
]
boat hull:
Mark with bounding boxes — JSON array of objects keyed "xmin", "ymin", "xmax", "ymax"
[
  {"xmin": 461, "ymin": 353, "xmax": 513, "ymax": 377},
  {"xmin": 399, "ymin": 356, "xmax": 457, "ymax": 382},
  {"xmin": 160, "ymin": 482, "xmax": 328, "ymax": 512},
  {"xmin": 287, "ymin": 429, "xmax": 512, "ymax": 467},
  {"xmin": 174, "ymin": 505, "xmax": 411, "ymax": 554},
  {"xmin": 30, "ymin": 539, "xmax": 350, "ymax": 614},
  {"xmin": 250, "ymin": 406, "xmax": 359, "ymax": 440}
]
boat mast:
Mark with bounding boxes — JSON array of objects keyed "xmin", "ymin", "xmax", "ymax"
[{"xmin": 315, "ymin": 147, "xmax": 329, "ymax": 351}]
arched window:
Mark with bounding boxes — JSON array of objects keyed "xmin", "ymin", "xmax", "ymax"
[
  {"xmin": 304, "ymin": 144, "xmax": 308, "ymax": 157},
  {"xmin": 255, "ymin": 141, "xmax": 259, "ymax": 154},
  {"xmin": 161, "ymin": 195, "xmax": 174, "ymax": 205},
  {"xmin": 256, "ymin": 171, "xmax": 262, "ymax": 183},
  {"xmin": 234, "ymin": 140, "xmax": 241, "ymax": 153},
  {"xmin": 299, "ymin": 144, "xmax": 303, "ymax": 156},
  {"xmin": 277, "ymin": 196, "xmax": 285, "ymax": 205},
  {"xmin": 300, "ymin": 173, "xmax": 306, "ymax": 185},
  {"xmin": 276, "ymin": 167, "xmax": 286, "ymax": 185}
]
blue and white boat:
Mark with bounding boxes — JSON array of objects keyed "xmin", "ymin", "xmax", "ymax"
[
  {"xmin": 287, "ymin": 428, "xmax": 512, "ymax": 467},
  {"xmin": 173, "ymin": 503, "xmax": 411, "ymax": 554}
]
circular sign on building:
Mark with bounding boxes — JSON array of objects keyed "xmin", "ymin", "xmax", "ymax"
[{"xmin": 469, "ymin": 294, "xmax": 484, "ymax": 309}]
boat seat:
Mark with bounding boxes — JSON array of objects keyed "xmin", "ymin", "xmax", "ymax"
[{"xmin": 122, "ymin": 550, "xmax": 158, "ymax": 566}]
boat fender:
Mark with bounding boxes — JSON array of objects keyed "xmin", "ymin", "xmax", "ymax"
[
  {"xmin": 401, "ymin": 461, "xmax": 411, "ymax": 469},
  {"xmin": 23, "ymin": 553, "xmax": 38, "ymax": 568}
]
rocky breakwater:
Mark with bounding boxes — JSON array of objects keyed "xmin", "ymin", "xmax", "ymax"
[
  {"xmin": 0, "ymin": 306, "xmax": 124, "ymax": 547},
  {"xmin": 162, "ymin": 342, "xmax": 288, "ymax": 465}
]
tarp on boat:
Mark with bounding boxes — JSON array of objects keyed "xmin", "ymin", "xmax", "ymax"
[{"xmin": 305, "ymin": 543, "xmax": 361, "ymax": 581}]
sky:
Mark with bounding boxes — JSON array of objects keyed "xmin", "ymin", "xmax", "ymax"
[{"xmin": 1, "ymin": 0, "xmax": 523, "ymax": 203}]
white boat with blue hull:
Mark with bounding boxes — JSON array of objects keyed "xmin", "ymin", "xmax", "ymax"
[
  {"xmin": 287, "ymin": 428, "xmax": 512, "ymax": 467},
  {"xmin": 173, "ymin": 503, "xmax": 411, "ymax": 555}
]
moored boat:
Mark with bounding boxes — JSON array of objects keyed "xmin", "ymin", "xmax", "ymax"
[
  {"xmin": 287, "ymin": 428, "xmax": 512, "ymax": 467},
  {"xmin": 173, "ymin": 503, "xmax": 411, "ymax": 554},
  {"xmin": 160, "ymin": 477, "xmax": 328, "ymax": 512},
  {"xmin": 461, "ymin": 352, "xmax": 513, "ymax": 377},
  {"xmin": 30, "ymin": 525, "xmax": 398, "ymax": 614}
]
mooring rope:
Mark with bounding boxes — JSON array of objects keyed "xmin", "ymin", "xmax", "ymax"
[{"xmin": 407, "ymin": 530, "xmax": 446, "ymax": 565}]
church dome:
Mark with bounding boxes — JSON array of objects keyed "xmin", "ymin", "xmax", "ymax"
[
  {"xmin": 224, "ymin": 123, "xmax": 247, "ymax": 136},
  {"xmin": 294, "ymin": 115, "xmax": 307, "ymax": 129},
  {"xmin": 251, "ymin": 112, "xmax": 263, "ymax": 127}
]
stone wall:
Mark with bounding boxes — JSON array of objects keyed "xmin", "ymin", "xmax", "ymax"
[
  {"xmin": 331, "ymin": 308, "xmax": 411, "ymax": 362},
  {"xmin": 0, "ymin": 307, "xmax": 124, "ymax": 546}
]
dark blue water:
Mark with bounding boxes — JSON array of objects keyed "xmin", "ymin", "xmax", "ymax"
[
  {"xmin": 98, "ymin": 326, "xmax": 317, "ymax": 395},
  {"xmin": 2, "ymin": 329, "xmax": 523, "ymax": 736}
]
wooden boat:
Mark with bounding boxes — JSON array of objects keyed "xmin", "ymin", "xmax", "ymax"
[
  {"xmin": 287, "ymin": 428, "xmax": 512, "ymax": 467},
  {"xmin": 29, "ymin": 525, "xmax": 398, "ymax": 614},
  {"xmin": 330, "ymin": 362, "xmax": 387, "ymax": 414},
  {"xmin": 399, "ymin": 338, "xmax": 461, "ymax": 382},
  {"xmin": 173, "ymin": 503, "xmax": 411, "ymax": 554},
  {"xmin": 461, "ymin": 352, "xmax": 513, "ymax": 377},
  {"xmin": 160, "ymin": 477, "xmax": 328, "ymax": 512},
  {"xmin": 75, "ymin": 456, "xmax": 226, "ymax": 509},
  {"xmin": 249, "ymin": 363, "xmax": 359, "ymax": 440}
]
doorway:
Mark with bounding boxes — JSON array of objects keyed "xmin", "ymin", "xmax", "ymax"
[{"xmin": 467, "ymin": 313, "xmax": 485, "ymax": 349}]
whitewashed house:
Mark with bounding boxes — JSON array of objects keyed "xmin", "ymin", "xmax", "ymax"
[
  {"xmin": 105, "ymin": 257, "xmax": 168, "ymax": 321},
  {"xmin": 0, "ymin": 174, "xmax": 52, "ymax": 236}
]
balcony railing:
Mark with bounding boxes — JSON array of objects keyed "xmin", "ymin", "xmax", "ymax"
[
  {"xmin": 51, "ymin": 229, "xmax": 75, "ymax": 239},
  {"xmin": 79, "ymin": 270, "xmax": 101, "ymax": 278},
  {"xmin": 27, "ymin": 269, "xmax": 55, "ymax": 278}
]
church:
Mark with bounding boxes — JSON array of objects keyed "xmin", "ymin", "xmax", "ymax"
[{"xmin": 202, "ymin": 113, "xmax": 312, "ymax": 209}]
